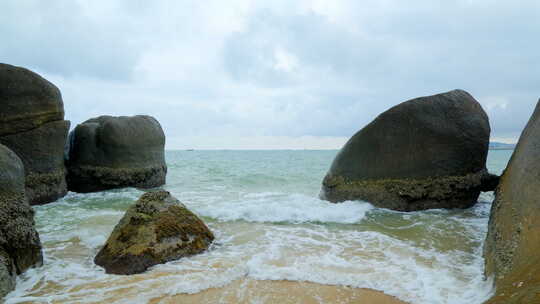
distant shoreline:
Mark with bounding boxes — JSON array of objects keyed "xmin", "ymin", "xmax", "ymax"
[{"xmin": 164, "ymin": 148, "xmax": 515, "ymax": 151}]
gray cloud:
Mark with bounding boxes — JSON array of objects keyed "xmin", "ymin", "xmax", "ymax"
[
  {"xmin": 1, "ymin": 0, "xmax": 538, "ymax": 148},
  {"xmin": 0, "ymin": 1, "xmax": 144, "ymax": 80},
  {"xmin": 221, "ymin": 1, "xmax": 540, "ymax": 138}
]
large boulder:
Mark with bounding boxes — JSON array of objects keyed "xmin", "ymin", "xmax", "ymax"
[
  {"xmin": 65, "ymin": 115, "xmax": 167, "ymax": 193},
  {"xmin": 94, "ymin": 191, "xmax": 214, "ymax": 275},
  {"xmin": 483, "ymin": 100, "xmax": 540, "ymax": 303},
  {"xmin": 321, "ymin": 89, "xmax": 496, "ymax": 211},
  {"xmin": 0, "ymin": 144, "xmax": 43, "ymax": 299},
  {"xmin": 0, "ymin": 63, "xmax": 70, "ymax": 205}
]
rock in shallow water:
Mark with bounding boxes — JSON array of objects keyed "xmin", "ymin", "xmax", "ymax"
[
  {"xmin": 483, "ymin": 99, "xmax": 540, "ymax": 304},
  {"xmin": 0, "ymin": 63, "xmax": 70, "ymax": 205},
  {"xmin": 65, "ymin": 115, "xmax": 167, "ymax": 193},
  {"xmin": 94, "ymin": 191, "xmax": 214, "ymax": 275},
  {"xmin": 321, "ymin": 89, "xmax": 496, "ymax": 211},
  {"xmin": 0, "ymin": 144, "xmax": 43, "ymax": 299}
]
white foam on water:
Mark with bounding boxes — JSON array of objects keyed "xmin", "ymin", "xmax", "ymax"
[
  {"xmin": 189, "ymin": 192, "xmax": 374, "ymax": 224},
  {"xmin": 5, "ymin": 255, "xmax": 109, "ymax": 304},
  {"xmin": 237, "ymin": 224, "xmax": 494, "ymax": 304},
  {"xmin": 4, "ymin": 186, "xmax": 496, "ymax": 304}
]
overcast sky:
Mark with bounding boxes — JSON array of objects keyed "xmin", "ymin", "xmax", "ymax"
[{"xmin": 1, "ymin": 0, "xmax": 538, "ymax": 149}]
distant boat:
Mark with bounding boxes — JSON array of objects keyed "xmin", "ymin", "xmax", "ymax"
[{"xmin": 186, "ymin": 149, "xmax": 195, "ymax": 151}]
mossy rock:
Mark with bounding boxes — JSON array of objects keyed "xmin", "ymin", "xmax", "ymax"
[
  {"xmin": 322, "ymin": 170, "xmax": 496, "ymax": 211},
  {"xmin": 94, "ymin": 191, "xmax": 214, "ymax": 275},
  {"xmin": 0, "ymin": 144, "xmax": 43, "ymax": 299}
]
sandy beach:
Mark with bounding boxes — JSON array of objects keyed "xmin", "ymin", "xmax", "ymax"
[{"xmin": 149, "ymin": 279, "xmax": 407, "ymax": 304}]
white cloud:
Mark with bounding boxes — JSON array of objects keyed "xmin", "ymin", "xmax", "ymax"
[
  {"xmin": 273, "ymin": 47, "xmax": 299, "ymax": 72},
  {"xmin": 1, "ymin": 0, "xmax": 538, "ymax": 148},
  {"xmin": 483, "ymin": 97, "xmax": 509, "ymax": 111}
]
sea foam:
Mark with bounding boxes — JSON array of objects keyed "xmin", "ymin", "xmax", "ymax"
[
  {"xmin": 188, "ymin": 192, "xmax": 374, "ymax": 224},
  {"xmin": 5, "ymin": 195, "xmax": 494, "ymax": 304}
]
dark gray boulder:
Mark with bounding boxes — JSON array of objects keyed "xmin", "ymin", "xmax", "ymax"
[
  {"xmin": 483, "ymin": 99, "xmax": 540, "ymax": 304},
  {"xmin": 66, "ymin": 115, "xmax": 167, "ymax": 193},
  {"xmin": 321, "ymin": 89, "xmax": 496, "ymax": 211},
  {"xmin": 0, "ymin": 144, "xmax": 43, "ymax": 299},
  {"xmin": 0, "ymin": 63, "xmax": 70, "ymax": 205}
]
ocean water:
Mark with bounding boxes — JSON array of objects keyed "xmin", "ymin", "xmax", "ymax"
[{"xmin": 5, "ymin": 150, "xmax": 513, "ymax": 304}]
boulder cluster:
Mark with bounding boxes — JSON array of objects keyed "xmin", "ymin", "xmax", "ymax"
[
  {"xmin": 0, "ymin": 63, "xmax": 197, "ymax": 298},
  {"xmin": 321, "ymin": 91, "xmax": 540, "ymax": 302},
  {"xmin": 1, "ymin": 62, "xmax": 539, "ymax": 303}
]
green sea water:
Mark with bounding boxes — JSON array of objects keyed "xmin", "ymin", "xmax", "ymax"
[{"xmin": 5, "ymin": 149, "xmax": 513, "ymax": 304}]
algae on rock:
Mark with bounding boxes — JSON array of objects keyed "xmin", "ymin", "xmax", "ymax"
[
  {"xmin": 94, "ymin": 191, "xmax": 214, "ymax": 275},
  {"xmin": 0, "ymin": 144, "xmax": 43, "ymax": 299}
]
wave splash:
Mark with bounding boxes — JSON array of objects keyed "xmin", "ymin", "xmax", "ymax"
[{"xmin": 189, "ymin": 192, "xmax": 374, "ymax": 224}]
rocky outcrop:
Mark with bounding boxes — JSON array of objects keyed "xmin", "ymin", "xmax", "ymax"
[
  {"xmin": 0, "ymin": 63, "xmax": 70, "ymax": 205},
  {"xmin": 321, "ymin": 90, "xmax": 496, "ymax": 211},
  {"xmin": 0, "ymin": 144, "xmax": 43, "ymax": 299},
  {"xmin": 65, "ymin": 115, "xmax": 167, "ymax": 193},
  {"xmin": 483, "ymin": 99, "xmax": 540, "ymax": 303},
  {"xmin": 94, "ymin": 191, "xmax": 214, "ymax": 275}
]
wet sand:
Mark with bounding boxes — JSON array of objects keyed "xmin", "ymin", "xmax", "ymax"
[
  {"xmin": 11, "ymin": 266, "xmax": 409, "ymax": 304},
  {"xmin": 149, "ymin": 279, "xmax": 408, "ymax": 304}
]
